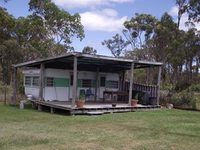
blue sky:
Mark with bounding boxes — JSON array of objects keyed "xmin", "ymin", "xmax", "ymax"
[{"xmin": 1, "ymin": 0, "xmax": 198, "ymax": 56}]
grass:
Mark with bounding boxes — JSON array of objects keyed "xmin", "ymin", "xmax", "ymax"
[{"xmin": 0, "ymin": 105, "xmax": 200, "ymax": 150}]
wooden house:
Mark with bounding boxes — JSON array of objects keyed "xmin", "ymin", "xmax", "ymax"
[{"xmin": 12, "ymin": 52, "xmax": 162, "ymax": 114}]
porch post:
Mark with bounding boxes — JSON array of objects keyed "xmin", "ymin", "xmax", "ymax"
[
  {"xmin": 156, "ymin": 66, "xmax": 162, "ymax": 105},
  {"xmin": 39, "ymin": 63, "xmax": 45, "ymax": 100},
  {"xmin": 128, "ymin": 62, "xmax": 134, "ymax": 105},
  {"xmin": 94, "ymin": 68, "xmax": 99, "ymax": 101},
  {"xmin": 72, "ymin": 56, "xmax": 77, "ymax": 107},
  {"xmin": 12, "ymin": 67, "xmax": 17, "ymax": 105}
]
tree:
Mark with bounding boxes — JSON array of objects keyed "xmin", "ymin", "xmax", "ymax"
[
  {"xmin": 29, "ymin": 0, "xmax": 84, "ymax": 51},
  {"xmin": 82, "ymin": 46, "xmax": 97, "ymax": 55},
  {"xmin": 102, "ymin": 34, "xmax": 129, "ymax": 57},
  {"xmin": 188, "ymin": 0, "xmax": 200, "ymax": 22},
  {"xmin": 123, "ymin": 13, "xmax": 157, "ymax": 49},
  {"xmin": 176, "ymin": 0, "xmax": 188, "ymax": 28}
]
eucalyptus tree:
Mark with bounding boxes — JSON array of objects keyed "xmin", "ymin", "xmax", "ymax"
[
  {"xmin": 102, "ymin": 34, "xmax": 129, "ymax": 57},
  {"xmin": 28, "ymin": 0, "xmax": 84, "ymax": 51},
  {"xmin": 188, "ymin": 0, "xmax": 200, "ymax": 22},
  {"xmin": 82, "ymin": 46, "xmax": 97, "ymax": 55},
  {"xmin": 123, "ymin": 13, "xmax": 157, "ymax": 49},
  {"xmin": 0, "ymin": 7, "xmax": 23, "ymax": 84}
]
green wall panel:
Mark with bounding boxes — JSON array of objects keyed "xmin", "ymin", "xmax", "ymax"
[{"xmin": 54, "ymin": 78, "xmax": 69, "ymax": 87}]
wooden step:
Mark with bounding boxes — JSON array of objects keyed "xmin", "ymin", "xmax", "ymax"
[{"xmin": 86, "ymin": 111, "xmax": 104, "ymax": 115}]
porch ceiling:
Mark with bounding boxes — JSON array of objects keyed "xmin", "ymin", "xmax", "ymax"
[{"xmin": 13, "ymin": 52, "xmax": 162, "ymax": 72}]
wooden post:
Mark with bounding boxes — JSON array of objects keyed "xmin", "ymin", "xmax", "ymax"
[
  {"xmin": 128, "ymin": 62, "xmax": 134, "ymax": 105},
  {"xmin": 157, "ymin": 66, "xmax": 162, "ymax": 105},
  {"xmin": 50, "ymin": 107, "xmax": 55, "ymax": 114},
  {"xmin": 12, "ymin": 67, "xmax": 17, "ymax": 105},
  {"xmin": 122, "ymin": 71, "xmax": 125, "ymax": 91},
  {"xmin": 72, "ymin": 56, "xmax": 77, "ymax": 107},
  {"xmin": 39, "ymin": 63, "xmax": 45, "ymax": 101},
  {"xmin": 94, "ymin": 68, "xmax": 99, "ymax": 101},
  {"xmin": 38, "ymin": 105, "xmax": 42, "ymax": 111}
]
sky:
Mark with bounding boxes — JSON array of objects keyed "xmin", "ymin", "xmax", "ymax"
[{"xmin": 1, "ymin": 0, "xmax": 199, "ymax": 56}]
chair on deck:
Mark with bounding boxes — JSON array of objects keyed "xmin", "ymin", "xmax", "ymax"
[{"xmin": 85, "ymin": 88, "xmax": 94, "ymax": 101}]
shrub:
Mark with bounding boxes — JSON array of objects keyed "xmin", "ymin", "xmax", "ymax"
[
  {"xmin": 169, "ymin": 90, "xmax": 196, "ymax": 108},
  {"xmin": 189, "ymin": 84, "xmax": 200, "ymax": 92},
  {"xmin": 174, "ymin": 80, "xmax": 190, "ymax": 92}
]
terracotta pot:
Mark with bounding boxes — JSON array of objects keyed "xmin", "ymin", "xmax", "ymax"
[
  {"xmin": 75, "ymin": 100, "xmax": 85, "ymax": 108},
  {"xmin": 131, "ymin": 99, "xmax": 138, "ymax": 106}
]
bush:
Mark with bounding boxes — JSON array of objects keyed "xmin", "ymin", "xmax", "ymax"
[
  {"xmin": 174, "ymin": 80, "xmax": 190, "ymax": 92},
  {"xmin": 169, "ymin": 90, "xmax": 197, "ymax": 109},
  {"xmin": 189, "ymin": 84, "xmax": 200, "ymax": 92}
]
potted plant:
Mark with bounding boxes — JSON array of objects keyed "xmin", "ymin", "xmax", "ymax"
[
  {"xmin": 76, "ymin": 92, "xmax": 85, "ymax": 108},
  {"xmin": 131, "ymin": 93, "xmax": 139, "ymax": 106}
]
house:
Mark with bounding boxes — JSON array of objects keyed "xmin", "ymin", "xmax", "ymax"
[{"xmin": 12, "ymin": 52, "xmax": 162, "ymax": 114}]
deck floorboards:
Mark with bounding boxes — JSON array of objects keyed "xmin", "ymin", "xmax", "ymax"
[{"xmin": 30, "ymin": 100, "xmax": 161, "ymax": 115}]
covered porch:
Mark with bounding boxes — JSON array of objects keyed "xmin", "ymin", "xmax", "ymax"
[{"xmin": 12, "ymin": 52, "xmax": 162, "ymax": 109}]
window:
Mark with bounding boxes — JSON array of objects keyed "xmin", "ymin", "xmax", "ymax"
[
  {"xmin": 46, "ymin": 77, "xmax": 54, "ymax": 87},
  {"xmin": 100, "ymin": 76, "xmax": 106, "ymax": 87},
  {"xmin": 25, "ymin": 76, "xmax": 31, "ymax": 86},
  {"xmin": 32, "ymin": 77, "xmax": 39, "ymax": 86},
  {"xmin": 108, "ymin": 81, "xmax": 119, "ymax": 89},
  {"xmin": 82, "ymin": 79, "xmax": 92, "ymax": 87}
]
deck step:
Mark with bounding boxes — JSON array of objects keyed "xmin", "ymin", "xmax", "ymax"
[{"xmin": 86, "ymin": 111, "xmax": 104, "ymax": 115}]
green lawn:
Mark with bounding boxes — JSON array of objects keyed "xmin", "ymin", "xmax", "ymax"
[{"xmin": 0, "ymin": 105, "xmax": 200, "ymax": 150}]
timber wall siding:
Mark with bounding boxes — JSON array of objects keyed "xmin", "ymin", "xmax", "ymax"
[{"xmin": 23, "ymin": 68, "xmax": 119, "ymax": 101}]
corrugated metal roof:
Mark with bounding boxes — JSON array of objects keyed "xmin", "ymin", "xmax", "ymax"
[{"xmin": 13, "ymin": 52, "xmax": 163, "ymax": 68}]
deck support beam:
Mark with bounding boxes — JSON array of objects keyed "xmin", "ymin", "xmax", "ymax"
[
  {"xmin": 12, "ymin": 67, "xmax": 17, "ymax": 105},
  {"xmin": 157, "ymin": 66, "xmax": 162, "ymax": 105},
  {"xmin": 50, "ymin": 107, "xmax": 55, "ymax": 114},
  {"xmin": 72, "ymin": 56, "xmax": 78, "ymax": 107},
  {"xmin": 128, "ymin": 62, "xmax": 134, "ymax": 105},
  {"xmin": 38, "ymin": 105, "xmax": 42, "ymax": 111},
  {"xmin": 94, "ymin": 68, "xmax": 99, "ymax": 101},
  {"xmin": 39, "ymin": 63, "xmax": 45, "ymax": 101}
]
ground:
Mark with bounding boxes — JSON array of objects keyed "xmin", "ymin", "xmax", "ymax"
[{"xmin": 0, "ymin": 104, "xmax": 200, "ymax": 150}]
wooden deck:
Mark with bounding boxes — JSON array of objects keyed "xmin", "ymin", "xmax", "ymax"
[{"xmin": 30, "ymin": 100, "xmax": 161, "ymax": 115}]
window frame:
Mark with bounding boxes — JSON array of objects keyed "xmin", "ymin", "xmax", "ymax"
[
  {"xmin": 45, "ymin": 77, "xmax": 54, "ymax": 87},
  {"xmin": 24, "ymin": 76, "xmax": 32, "ymax": 87}
]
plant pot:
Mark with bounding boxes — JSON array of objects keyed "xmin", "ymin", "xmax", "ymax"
[
  {"xmin": 131, "ymin": 99, "xmax": 138, "ymax": 106},
  {"xmin": 75, "ymin": 100, "xmax": 85, "ymax": 108}
]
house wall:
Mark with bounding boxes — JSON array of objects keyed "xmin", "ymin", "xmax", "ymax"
[{"xmin": 23, "ymin": 68, "xmax": 119, "ymax": 101}]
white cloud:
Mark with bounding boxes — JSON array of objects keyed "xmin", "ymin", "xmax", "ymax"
[
  {"xmin": 102, "ymin": 8, "xmax": 118, "ymax": 17},
  {"xmin": 168, "ymin": 6, "xmax": 178, "ymax": 16},
  {"xmin": 80, "ymin": 9, "xmax": 127, "ymax": 32},
  {"xmin": 169, "ymin": 6, "xmax": 200, "ymax": 31},
  {"xmin": 52, "ymin": 0, "xmax": 133, "ymax": 9}
]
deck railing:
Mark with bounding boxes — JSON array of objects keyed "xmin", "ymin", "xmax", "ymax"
[{"xmin": 124, "ymin": 82, "xmax": 158, "ymax": 99}]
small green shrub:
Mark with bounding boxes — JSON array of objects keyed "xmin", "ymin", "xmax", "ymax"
[
  {"xmin": 189, "ymin": 84, "xmax": 200, "ymax": 92},
  {"xmin": 174, "ymin": 80, "xmax": 190, "ymax": 92},
  {"xmin": 169, "ymin": 90, "xmax": 196, "ymax": 108}
]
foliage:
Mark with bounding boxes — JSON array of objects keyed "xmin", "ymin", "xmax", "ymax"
[
  {"xmin": 102, "ymin": 34, "xmax": 129, "ymax": 57},
  {"xmin": 168, "ymin": 83, "xmax": 200, "ymax": 109},
  {"xmin": 170, "ymin": 90, "xmax": 193, "ymax": 106},
  {"xmin": 82, "ymin": 46, "xmax": 97, "ymax": 55},
  {"xmin": 188, "ymin": 0, "xmax": 200, "ymax": 22},
  {"xmin": 0, "ymin": 0, "xmax": 85, "ymax": 85},
  {"xmin": 123, "ymin": 13, "xmax": 157, "ymax": 49},
  {"xmin": 189, "ymin": 84, "xmax": 200, "ymax": 92},
  {"xmin": 78, "ymin": 91, "xmax": 85, "ymax": 100}
]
